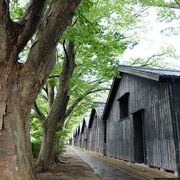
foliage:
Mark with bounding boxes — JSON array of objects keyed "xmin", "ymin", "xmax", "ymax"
[
  {"xmin": 30, "ymin": 117, "xmax": 43, "ymax": 157},
  {"xmin": 158, "ymin": 7, "xmax": 180, "ymax": 23},
  {"xmin": 127, "ymin": 47, "xmax": 178, "ymax": 67},
  {"xmin": 138, "ymin": 0, "xmax": 179, "ymax": 8},
  {"xmin": 29, "ymin": 0, "xmax": 134, "ymax": 153},
  {"xmin": 10, "ymin": 0, "xmax": 26, "ymax": 21},
  {"xmin": 26, "ymin": 0, "xmax": 180, "ymax": 154}
]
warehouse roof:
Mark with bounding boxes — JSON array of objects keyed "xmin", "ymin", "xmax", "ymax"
[
  {"xmin": 102, "ymin": 65, "xmax": 180, "ymax": 120},
  {"xmin": 118, "ymin": 65, "xmax": 180, "ymax": 81}
]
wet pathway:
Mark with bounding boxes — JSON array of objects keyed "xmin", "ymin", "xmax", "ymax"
[{"xmin": 74, "ymin": 148, "xmax": 146, "ymax": 180}]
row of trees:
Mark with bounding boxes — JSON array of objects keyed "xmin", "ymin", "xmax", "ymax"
[
  {"xmin": 0, "ymin": 0, "xmax": 179, "ymax": 179},
  {"xmin": 32, "ymin": 0, "xmax": 137, "ymax": 171}
]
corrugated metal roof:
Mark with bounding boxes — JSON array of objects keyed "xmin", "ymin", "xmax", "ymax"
[{"xmin": 119, "ymin": 65, "xmax": 180, "ymax": 81}]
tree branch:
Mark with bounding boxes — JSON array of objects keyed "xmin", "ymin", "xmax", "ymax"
[
  {"xmin": 88, "ymin": 78, "xmax": 103, "ymax": 84},
  {"xmin": 28, "ymin": 0, "xmax": 81, "ymax": 67},
  {"xmin": 64, "ymin": 88, "xmax": 110, "ymax": 119},
  {"xmin": 64, "ymin": 114, "xmax": 73, "ymax": 129},
  {"xmin": 15, "ymin": 0, "xmax": 48, "ymax": 56},
  {"xmin": 0, "ymin": 0, "xmax": 10, "ymax": 23},
  {"xmin": 79, "ymin": 12, "xmax": 97, "ymax": 31},
  {"xmin": 174, "ymin": 0, "xmax": 180, "ymax": 8},
  {"xmin": 43, "ymin": 41, "xmax": 76, "ymax": 131},
  {"xmin": 33, "ymin": 101, "xmax": 46, "ymax": 121},
  {"xmin": 42, "ymin": 85, "xmax": 48, "ymax": 97},
  {"xmin": 62, "ymin": 40, "xmax": 70, "ymax": 63},
  {"xmin": 140, "ymin": 0, "xmax": 180, "ymax": 9},
  {"xmin": 0, "ymin": 1, "xmax": 14, "ymax": 65},
  {"xmin": 47, "ymin": 84, "xmax": 55, "ymax": 113},
  {"xmin": 48, "ymin": 75, "xmax": 61, "ymax": 79},
  {"xmin": 39, "ymin": 94, "xmax": 48, "ymax": 101},
  {"xmin": 20, "ymin": 0, "xmax": 81, "ymax": 106},
  {"xmin": 131, "ymin": 52, "xmax": 167, "ymax": 66}
]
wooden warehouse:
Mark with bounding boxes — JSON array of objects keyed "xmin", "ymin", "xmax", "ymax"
[
  {"xmin": 73, "ymin": 102, "xmax": 105, "ymax": 153},
  {"xmin": 87, "ymin": 102, "xmax": 105, "ymax": 154},
  {"xmin": 75, "ymin": 124, "xmax": 82, "ymax": 147},
  {"xmin": 80, "ymin": 116, "xmax": 90, "ymax": 150},
  {"xmin": 102, "ymin": 65, "xmax": 180, "ymax": 173},
  {"xmin": 72, "ymin": 127, "xmax": 78, "ymax": 146}
]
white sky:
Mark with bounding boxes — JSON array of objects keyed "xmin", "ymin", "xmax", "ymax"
[{"xmin": 122, "ymin": 8, "xmax": 180, "ymax": 68}]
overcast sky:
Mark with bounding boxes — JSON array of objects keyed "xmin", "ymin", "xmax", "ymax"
[{"xmin": 122, "ymin": 8, "xmax": 180, "ymax": 68}]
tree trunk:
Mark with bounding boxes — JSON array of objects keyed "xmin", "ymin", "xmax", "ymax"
[
  {"xmin": 0, "ymin": 0, "xmax": 81, "ymax": 178},
  {"xmin": 37, "ymin": 42, "xmax": 76, "ymax": 171},
  {"xmin": 48, "ymin": 84, "xmax": 55, "ymax": 113},
  {"xmin": 0, "ymin": 63, "xmax": 35, "ymax": 179},
  {"xmin": 0, "ymin": 107, "xmax": 35, "ymax": 180}
]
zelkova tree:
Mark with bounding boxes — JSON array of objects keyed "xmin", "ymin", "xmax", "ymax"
[
  {"xmin": 34, "ymin": 41, "xmax": 112, "ymax": 171},
  {"xmin": 35, "ymin": 42, "xmax": 111, "ymax": 171},
  {"xmin": 0, "ymin": 0, "xmax": 81, "ymax": 179},
  {"xmin": 32, "ymin": 0, "xmax": 141, "ymax": 171},
  {"xmin": 36, "ymin": 41, "xmax": 76, "ymax": 170}
]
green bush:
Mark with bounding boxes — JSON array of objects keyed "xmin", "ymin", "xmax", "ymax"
[{"xmin": 31, "ymin": 140, "xmax": 41, "ymax": 158}]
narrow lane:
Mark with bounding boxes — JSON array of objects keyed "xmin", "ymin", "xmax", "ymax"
[{"xmin": 73, "ymin": 147, "xmax": 147, "ymax": 180}]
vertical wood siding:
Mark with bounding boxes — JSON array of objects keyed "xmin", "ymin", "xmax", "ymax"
[
  {"xmin": 85, "ymin": 112, "xmax": 105, "ymax": 154},
  {"xmin": 172, "ymin": 83, "xmax": 180, "ymax": 167},
  {"xmin": 106, "ymin": 74, "xmax": 176, "ymax": 171}
]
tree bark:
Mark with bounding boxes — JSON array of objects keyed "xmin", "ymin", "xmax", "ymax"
[
  {"xmin": 0, "ymin": 2, "xmax": 35, "ymax": 178},
  {"xmin": 0, "ymin": 61, "xmax": 35, "ymax": 179},
  {"xmin": 0, "ymin": 0, "xmax": 81, "ymax": 179},
  {"xmin": 48, "ymin": 84, "xmax": 55, "ymax": 113},
  {"xmin": 37, "ymin": 42, "xmax": 76, "ymax": 171}
]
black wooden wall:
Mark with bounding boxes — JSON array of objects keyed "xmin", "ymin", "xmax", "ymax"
[
  {"xmin": 106, "ymin": 73, "xmax": 176, "ymax": 171},
  {"xmin": 171, "ymin": 82, "xmax": 180, "ymax": 169},
  {"xmin": 81, "ymin": 126, "xmax": 89, "ymax": 149},
  {"xmin": 86, "ymin": 112, "xmax": 105, "ymax": 154}
]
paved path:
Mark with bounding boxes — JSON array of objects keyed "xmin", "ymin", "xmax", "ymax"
[
  {"xmin": 37, "ymin": 146, "xmax": 101, "ymax": 180},
  {"xmin": 73, "ymin": 147, "xmax": 146, "ymax": 180},
  {"xmin": 37, "ymin": 146, "xmax": 176, "ymax": 180}
]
